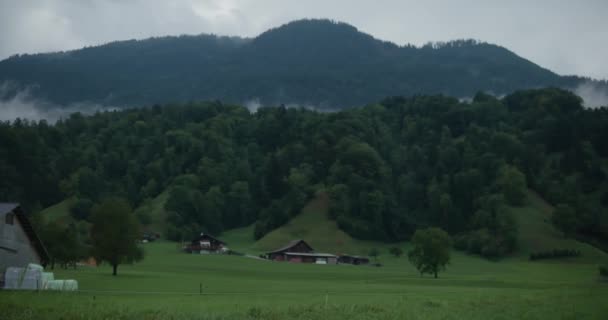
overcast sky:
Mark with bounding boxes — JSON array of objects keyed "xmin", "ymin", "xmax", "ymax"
[{"xmin": 1, "ymin": 0, "xmax": 607, "ymax": 80}]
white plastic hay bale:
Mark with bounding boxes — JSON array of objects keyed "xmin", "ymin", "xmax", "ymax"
[
  {"xmin": 27, "ymin": 263, "xmax": 44, "ymax": 272},
  {"xmin": 20, "ymin": 267, "xmax": 42, "ymax": 290},
  {"xmin": 3, "ymin": 267, "xmax": 24, "ymax": 289},
  {"xmin": 63, "ymin": 279, "xmax": 78, "ymax": 291},
  {"xmin": 45, "ymin": 280, "xmax": 65, "ymax": 291},
  {"xmin": 41, "ymin": 272, "xmax": 55, "ymax": 289}
]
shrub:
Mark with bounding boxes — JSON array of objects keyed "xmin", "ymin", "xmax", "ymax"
[
  {"xmin": 529, "ymin": 249, "xmax": 581, "ymax": 261},
  {"xmin": 69, "ymin": 198, "xmax": 94, "ymax": 220},
  {"xmin": 389, "ymin": 247, "xmax": 403, "ymax": 257},
  {"xmin": 600, "ymin": 265, "xmax": 608, "ymax": 277},
  {"xmin": 453, "ymin": 234, "xmax": 469, "ymax": 251}
]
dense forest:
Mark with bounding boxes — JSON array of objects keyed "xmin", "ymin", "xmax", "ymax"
[
  {"xmin": 1, "ymin": 87, "xmax": 607, "ymax": 258},
  {"xmin": 0, "ymin": 19, "xmax": 602, "ymax": 109}
]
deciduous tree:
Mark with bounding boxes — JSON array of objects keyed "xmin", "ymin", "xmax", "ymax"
[
  {"xmin": 90, "ymin": 198, "xmax": 143, "ymax": 276},
  {"xmin": 408, "ymin": 227, "xmax": 452, "ymax": 278}
]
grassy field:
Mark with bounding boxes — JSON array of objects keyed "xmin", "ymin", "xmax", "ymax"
[
  {"xmin": 2, "ymin": 241, "xmax": 607, "ymax": 319},
  {"xmin": 6, "ymin": 191, "xmax": 606, "ymax": 319}
]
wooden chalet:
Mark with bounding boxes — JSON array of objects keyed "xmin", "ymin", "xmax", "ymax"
[
  {"xmin": 338, "ymin": 254, "xmax": 370, "ymax": 265},
  {"xmin": 266, "ymin": 240, "xmax": 337, "ymax": 264},
  {"xmin": 187, "ymin": 233, "xmax": 226, "ymax": 254}
]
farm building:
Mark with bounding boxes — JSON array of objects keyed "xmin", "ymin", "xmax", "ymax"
[
  {"xmin": 1, "ymin": 203, "xmax": 50, "ymax": 282},
  {"xmin": 266, "ymin": 240, "xmax": 337, "ymax": 264},
  {"xmin": 186, "ymin": 233, "xmax": 227, "ymax": 254},
  {"xmin": 283, "ymin": 252, "xmax": 338, "ymax": 264},
  {"xmin": 266, "ymin": 239, "xmax": 313, "ymax": 260},
  {"xmin": 338, "ymin": 255, "xmax": 370, "ymax": 265}
]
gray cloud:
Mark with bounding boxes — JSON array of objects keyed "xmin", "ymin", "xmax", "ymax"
[
  {"xmin": 1, "ymin": 0, "xmax": 607, "ymax": 80},
  {"xmin": 574, "ymin": 82, "xmax": 608, "ymax": 109}
]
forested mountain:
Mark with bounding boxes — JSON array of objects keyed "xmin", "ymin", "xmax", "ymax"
[
  {"xmin": 1, "ymin": 88, "xmax": 607, "ymax": 258},
  {"xmin": 0, "ymin": 19, "xmax": 598, "ymax": 109}
]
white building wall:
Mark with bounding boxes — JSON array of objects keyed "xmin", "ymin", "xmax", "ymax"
[{"xmin": 0, "ymin": 216, "xmax": 43, "ymax": 275}]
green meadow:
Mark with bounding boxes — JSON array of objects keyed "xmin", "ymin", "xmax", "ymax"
[
  {"xmin": 2, "ymin": 241, "xmax": 607, "ymax": 320},
  {"xmin": 2, "ymin": 192, "xmax": 608, "ymax": 319}
]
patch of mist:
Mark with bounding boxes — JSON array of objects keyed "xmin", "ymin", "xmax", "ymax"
[
  {"xmin": 574, "ymin": 81, "xmax": 608, "ymax": 109},
  {"xmin": 244, "ymin": 98, "xmax": 262, "ymax": 113},
  {"xmin": 243, "ymin": 98, "xmax": 340, "ymax": 113},
  {"xmin": 0, "ymin": 82, "xmax": 115, "ymax": 123}
]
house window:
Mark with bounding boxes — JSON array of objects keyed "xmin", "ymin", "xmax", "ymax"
[{"xmin": 5, "ymin": 212, "xmax": 14, "ymax": 225}]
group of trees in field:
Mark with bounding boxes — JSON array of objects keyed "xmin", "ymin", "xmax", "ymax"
[
  {"xmin": 1, "ymin": 87, "xmax": 607, "ymax": 260},
  {"xmin": 33, "ymin": 198, "xmax": 143, "ymax": 275}
]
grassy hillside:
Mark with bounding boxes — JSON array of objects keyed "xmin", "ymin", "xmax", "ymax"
[
  {"xmin": 134, "ymin": 190, "xmax": 170, "ymax": 235},
  {"xmin": 40, "ymin": 187, "xmax": 607, "ymax": 265},
  {"xmin": 38, "ymin": 198, "xmax": 74, "ymax": 224},
  {"xmin": 511, "ymin": 191, "xmax": 608, "ymax": 262},
  {"xmin": 39, "ymin": 189, "xmax": 171, "ymax": 235},
  {"xmin": 253, "ymin": 193, "xmax": 399, "ymax": 256},
  {"xmin": 2, "ymin": 240, "xmax": 607, "ymax": 319},
  {"xmin": 220, "ymin": 224, "xmax": 257, "ymax": 253}
]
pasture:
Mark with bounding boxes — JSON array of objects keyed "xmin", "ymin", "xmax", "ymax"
[
  {"xmin": 1, "ymin": 241, "xmax": 607, "ymax": 320},
  {"xmin": 6, "ymin": 190, "xmax": 608, "ymax": 319}
]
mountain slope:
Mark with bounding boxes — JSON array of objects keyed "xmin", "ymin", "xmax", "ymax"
[{"xmin": 0, "ymin": 19, "xmax": 591, "ymax": 109}]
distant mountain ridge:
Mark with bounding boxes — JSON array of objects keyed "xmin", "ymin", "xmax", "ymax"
[{"xmin": 0, "ymin": 19, "xmax": 601, "ymax": 109}]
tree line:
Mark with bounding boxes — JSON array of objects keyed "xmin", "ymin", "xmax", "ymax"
[{"xmin": 1, "ymin": 87, "xmax": 607, "ymax": 258}]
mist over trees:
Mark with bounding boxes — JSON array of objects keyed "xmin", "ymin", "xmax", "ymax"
[{"xmin": 0, "ymin": 88, "xmax": 607, "ymax": 258}]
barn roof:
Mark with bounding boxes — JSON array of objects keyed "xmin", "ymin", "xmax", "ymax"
[
  {"xmin": 267, "ymin": 239, "xmax": 314, "ymax": 254},
  {"xmin": 0, "ymin": 203, "xmax": 19, "ymax": 215},
  {"xmin": 0, "ymin": 203, "xmax": 50, "ymax": 266},
  {"xmin": 192, "ymin": 233, "xmax": 226, "ymax": 245}
]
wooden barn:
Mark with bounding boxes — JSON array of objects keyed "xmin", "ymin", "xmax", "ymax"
[
  {"xmin": 1, "ymin": 203, "xmax": 49, "ymax": 282},
  {"xmin": 187, "ymin": 233, "xmax": 226, "ymax": 254},
  {"xmin": 338, "ymin": 255, "xmax": 370, "ymax": 265},
  {"xmin": 266, "ymin": 240, "xmax": 337, "ymax": 264}
]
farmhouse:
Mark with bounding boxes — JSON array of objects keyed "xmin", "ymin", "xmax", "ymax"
[
  {"xmin": 266, "ymin": 240, "xmax": 337, "ymax": 264},
  {"xmin": 187, "ymin": 233, "xmax": 227, "ymax": 254},
  {"xmin": 1, "ymin": 203, "xmax": 49, "ymax": 279}
]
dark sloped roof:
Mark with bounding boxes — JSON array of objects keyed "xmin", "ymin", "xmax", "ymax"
[
  {"xmin": 0, "ymin": 203, "xmax": 19, "ymax": 215},
  {"xmin": 1, "ymin": 203, "xmax": 50, "ymax": 266},
  {"xmin": 267, "ymin": 239, "xmax": 313, "ymax": 254},
  {"xmin": 192, "ymin": 233, "xmax": 226, "ymax": 245}
]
